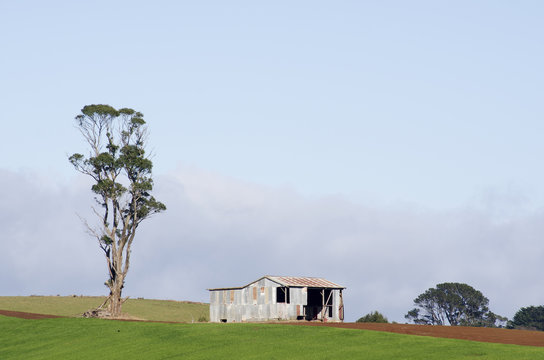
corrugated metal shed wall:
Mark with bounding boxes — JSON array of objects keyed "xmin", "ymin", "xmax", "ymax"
[{"xmin": 209, "ymin": 277, "xmax": 344, "ymax": 323}]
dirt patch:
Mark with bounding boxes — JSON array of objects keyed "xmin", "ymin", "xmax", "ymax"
[
  {"xmin": 289, "ymin": 322, "xmax": 544, "ymax": 347},
  {"xmin": 0, "ymin": 310, "xmax": 62, "ymax": 320}
]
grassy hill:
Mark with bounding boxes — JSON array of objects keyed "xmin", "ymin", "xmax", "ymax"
[
  {"xmin": 0, "ymin": 296, "xmax": 209, "ymax": 322},
  {"xmin": 2, "ymin": 296, "xmax": 544, "ymax": 359},
  {"xmin": 2, "ymin": 315, "xmax": 544, "ymax": 359}
]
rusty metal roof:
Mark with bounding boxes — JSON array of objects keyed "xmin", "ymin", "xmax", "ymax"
[
  {"xmin": 266, "ymin": 276, "xmax": 345, "ymax": 289},
  {"xmin": 208, "ymin": 275, "xmax": 345, "ymax": 291}
]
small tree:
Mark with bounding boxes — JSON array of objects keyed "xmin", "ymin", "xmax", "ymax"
[
  {"xmin": 69, "ymin": 104, "xmax": 165, "ymax": 317},
  {"xmin": 405, "ymin": 282, "xmax": 503, "ymax": 327},
  {"xmin": 356, "ymin": 311, "xmax": 388, "ymax": 323},
  {"xmin": 508, "ymin": 306, "xmax": 544, "ymax": 331}
]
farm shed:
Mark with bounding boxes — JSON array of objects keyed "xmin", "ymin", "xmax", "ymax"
[{"xmin": 208, "ymin": 275, "xmax": 345, "ymax": 323}]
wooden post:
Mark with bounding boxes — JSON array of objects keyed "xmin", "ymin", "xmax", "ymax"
[
  {"xmin": 339, "ymin": 290, "xmax": 344, "ymax": 321},
  {"xmin": 321, "ymin": 289, "xmax": 325, "ymax": 322}
]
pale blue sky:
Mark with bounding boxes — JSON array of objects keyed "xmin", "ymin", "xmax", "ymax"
[
  {"xmin": 2, "ymin": 1, "xmax": 543, "ymax": 208},
  {"xmin": 1, "ymin": 1, "xmax": 543, "ymax": 321}
]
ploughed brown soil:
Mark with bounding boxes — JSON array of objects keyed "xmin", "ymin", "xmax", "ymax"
[
  {"xmin": 289, "ymin": 322, "xmax": 544, "ymax": 347},
  {"xmin": 3, "ymin": 309, "xmax": 544, "ymax": 347},
  {"xmin": 0, "ymin": 309, "xmax": 142, "ymax": 321},
  {"xmin": 0, "ymin": 310, "xmax": 62, "ymax": 320}
]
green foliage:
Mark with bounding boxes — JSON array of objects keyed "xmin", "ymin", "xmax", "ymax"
[
  {"xmin": 508, "ymin": 306, "xmax": 544, "ymax": 331},
  {"xmin": 405, "ymin": 282, "xmax": 504, "ymax": 327},
  {"xmin": 80, "ymin": 104, "xmax": 119, "ymax": 118},
  {"xmin": 118, "ymin": 108, "xmax": 135, "ymax": 116},
  {"xmin": 356, "ymin": 311, "xmax": 389, "ymax": 323},
  {"xmin": 2, "ymin": 317, "xmax": 544, "ymax": 360},
  {"xmin": 100, "ymin": 235, "xmax": 113, "ymax": 245}
]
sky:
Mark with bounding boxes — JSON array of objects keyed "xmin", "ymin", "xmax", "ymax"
[{"xmin": 1, "ymin": 1, "xmax": 543, "ymax": 322}]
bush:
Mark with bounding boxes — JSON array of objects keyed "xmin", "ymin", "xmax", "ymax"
[{"xmin": 356, "ymin": 311, "xmax": 388, "ymax": 323}]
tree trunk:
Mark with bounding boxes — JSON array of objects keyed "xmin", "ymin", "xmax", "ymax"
[{"xmin": 108, "ymin": 278, "xmax": 124, "ymax": 317}]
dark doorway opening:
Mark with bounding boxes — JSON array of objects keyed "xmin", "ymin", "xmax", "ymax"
[{"xmin": 305, "ymin": 288, "xmax": 332, "ymax": 320}]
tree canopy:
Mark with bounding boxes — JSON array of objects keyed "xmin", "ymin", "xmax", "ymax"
[
  {"xmin": 69, "ymin": 104, "xmax": 165, "ymax": 317},
  {"xmin": 508, "ymin": 306, "xmax": 544, "ymax": 331},
  {"xmin": 405, "ymin": 282, "xmax": 505, "ymax": 327}
]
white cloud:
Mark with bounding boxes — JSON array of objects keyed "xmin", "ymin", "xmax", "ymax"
[
  {"xmin": 0, "ymin": 170, "xmax": 103, "ymax": 296},
  {"xmin": 1, "ymin": 166, "xmax": 543, "ymax": 322}
]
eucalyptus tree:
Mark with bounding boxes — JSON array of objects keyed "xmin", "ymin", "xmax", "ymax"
[{"xmin": 69, "ymin": 104, "xmax": 166, "ymax": 317}]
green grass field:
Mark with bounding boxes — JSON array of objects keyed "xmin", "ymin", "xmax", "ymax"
[
  {"xmin": 2, "ymin": 296, "xmax": 544, "ymax": 359},
  {"xmin": 0, "ymin": 296, "xmax": 209, "ymax": 322},
  {"xmin": 2, "ymin": 315, "xmax": 544, "ymax": 359}
]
